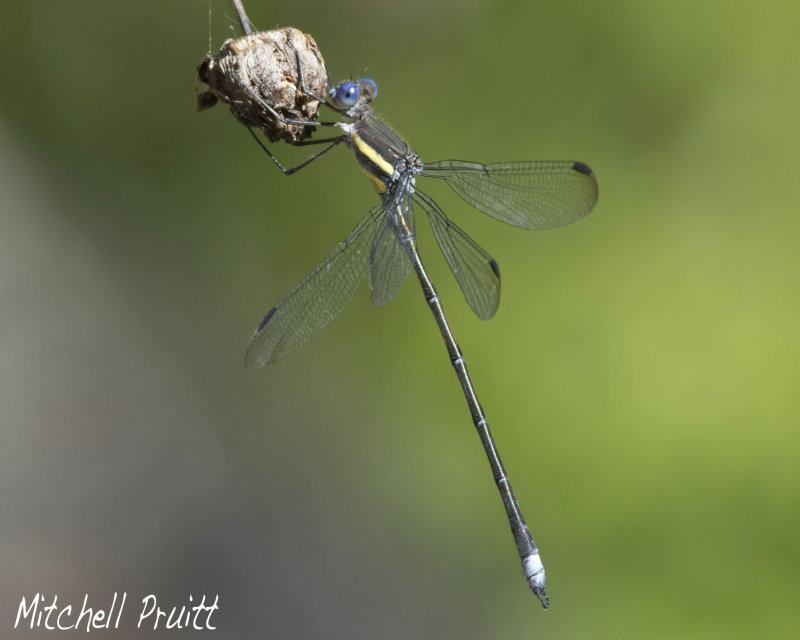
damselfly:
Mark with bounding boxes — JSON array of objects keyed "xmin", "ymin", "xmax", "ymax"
[{"xmin": 239, "ymin": 57, "xmax": 598, "ymax": 607}]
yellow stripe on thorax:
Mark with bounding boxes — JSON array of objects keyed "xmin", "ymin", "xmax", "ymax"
[
  {"xmin": 351, "ymin": 132, "xmax": 395, "ymax": 177},
  {"xmin": 362, "ymin": 168, "xmax": 387, "ymax": 193}
]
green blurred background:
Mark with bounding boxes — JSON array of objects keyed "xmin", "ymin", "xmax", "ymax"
[{"xmin": 2, "ymin": 1, "xmax": 798, "ymax": 638}]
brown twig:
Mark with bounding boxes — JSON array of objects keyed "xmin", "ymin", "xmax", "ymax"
[
  {"xmin": 197, "ymin": 25, "xmax": 329, "ymax": 144},
  {"xmin": 231, "ymin": 0, "xmax": 252, "ymax": 35}
]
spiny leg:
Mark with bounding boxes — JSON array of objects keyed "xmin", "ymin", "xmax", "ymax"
[
  {"xmin": 285, "ymin": 33, "xmax": 337, "ymax": 107},
  {"xmin": 247, "ymin": 128, "xmax": 345, "ymax": 175}
]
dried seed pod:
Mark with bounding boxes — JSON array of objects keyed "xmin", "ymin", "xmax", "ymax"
[{"xmin": 197, "ymin": 27, "xmax": 328, "ymax": 145}]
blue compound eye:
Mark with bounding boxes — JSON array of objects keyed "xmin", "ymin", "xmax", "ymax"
[
  {"xmin": 332, "ymin": 81, "xmax": 359, "ymax": 108},
  {"xmin": 358, "ymin": 78, "xmax": 378, "ymax": 102}
]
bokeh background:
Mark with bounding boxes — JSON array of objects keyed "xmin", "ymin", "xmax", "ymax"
[{"xmin": 2, "ymin": 1, "xmax": 798, "ymax": 638}]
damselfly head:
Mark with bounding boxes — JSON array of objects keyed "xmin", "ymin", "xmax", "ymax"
[{"xmin": 329, "ymin": 77, "xmax": 378, "ymax": 113}]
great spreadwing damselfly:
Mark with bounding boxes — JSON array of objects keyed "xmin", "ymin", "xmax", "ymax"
[{"xmin": 208, "ymin": 9, "xmax": 598, "ymax": 606}]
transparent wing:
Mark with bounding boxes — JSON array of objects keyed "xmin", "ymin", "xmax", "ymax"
[
  {"xmin": 245, "ymin": 204, "xmax": 384, "ymax": 366},
  {"xmin": 414, "ymin": 190, "xmax": 501, "ymax": 320},
  {"xmin": 369, "ymin": 192, "xmax": 414, "ymax": 307},
  {"xmin": 421, "ymin": 160, "xmax": 598, "ymax": 230}
]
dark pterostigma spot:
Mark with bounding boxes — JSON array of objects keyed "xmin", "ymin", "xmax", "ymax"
[
  {"xmin": 571, "ymin": 161, "xmax": 593, "ymax": 177},
  {"xmin": 257, "ymin": 306, "xmax": 277, "ymax": 332},
  {"xmin": 489, "ymin": 258, "xmax": 501, "ymax": 280}
]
